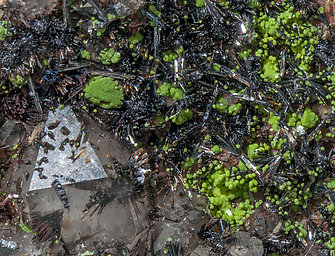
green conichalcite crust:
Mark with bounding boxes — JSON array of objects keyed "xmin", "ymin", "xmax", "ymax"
[
  {"xmin": 98, "ymin": 48, "xmax": 121, "ymax": 65},
  {"xmin": 84, "ymin": 76, "xmax": 124, "ymax": 109},
  {"xmin": 157, "ymin": 82, "xmax": 185, "ymax": 101},
  {"xmin": 0, "ymin": 21, "xmax": 8, "ymax": 41},
  {"xmin": 184, "ymin": 161, "xmax": 260, "ymax": 226},
  {"xmin": 172, "ymin": 109, "xmax": 193, "ymax": 125},
  {"xmin": 129, "ymin": 32, "xmax": 143, "ymax": 44},
  {"xmin": 253, "ymin": 2, "xmax": 318, "ymax": 81},
  {"xmin": 81, "ymin": 50, "xmax": 91, "ymax": 60},
  {"xmin": 301, "ymin": 107, "xmax": 319, "ymax": 129}
]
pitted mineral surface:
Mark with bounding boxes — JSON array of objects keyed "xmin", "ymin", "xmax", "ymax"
[{"xmin": 29, "ymin": 105, "xmax": 107, "ymax": 191}]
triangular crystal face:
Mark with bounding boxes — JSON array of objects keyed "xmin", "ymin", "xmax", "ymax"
[{"xmin": 29, "ymin": 105, "xmax": 108, "ymax": 191}]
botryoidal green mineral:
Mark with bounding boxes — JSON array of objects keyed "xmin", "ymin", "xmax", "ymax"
[
  {"xmin": 286, "ymin": 108, "xmax": 319, "ymax": 129},
  {"xmin": 0, "ymin": 21, "xmax": 9, "ymax": 41},
  {"xmin": 184, "ymin": 160, "xmax": 261, "ymax": 226},
  {"xmin": 171, "ymin": 109, "xmax": 193, "ymax": 125},
  {"xmin": 129, "ymin": 32, "xmax": 143, "ymax": 44},
  {"xmin": 253, "ymin": 2, "xmax": 319, "ymax": 82},
  {"xmin": 83, "ymin": 76, "xmax": 124, "ymax": 109},
  {"xmin": 157, "ymin": 82, "xmax": 185, "ymax": 101},
  {"xmin": 301, "ymin": 107, "xmax": 319, "ymax": 128},
  {"xmin": 98, "ymin": 48, "xmax": 121, "ymax": 65}
]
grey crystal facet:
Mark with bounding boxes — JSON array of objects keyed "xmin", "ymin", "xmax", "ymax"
[{"xmin": 29, "ymin": 105, "xmax": 107, "ymax": 191}]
